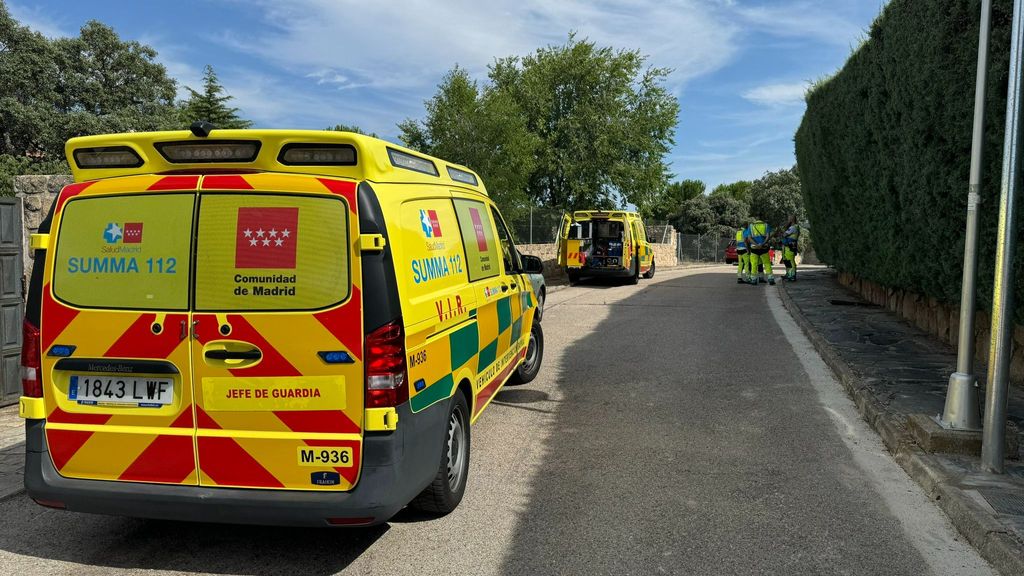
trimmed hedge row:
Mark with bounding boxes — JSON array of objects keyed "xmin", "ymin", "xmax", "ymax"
[{"xmin": 795, "ymin": 0, "xmax": 1024, "ymax": 323}]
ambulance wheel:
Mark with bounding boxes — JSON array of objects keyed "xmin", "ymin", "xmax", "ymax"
[
  {"xmin": 643, "ymin": 259, "xmax": 656, "ymax": 279},
  {"xmin": 567, "ymin": 270, "xmax": 580, "ymax": 285},
  {"xmin": 510, "ymin": 322, "xmax": 544, "ymax": 385},
  {"xmin": 411, "ymin": 392, "xmax": 470, "ymax": 515},
  {"xmin": 627, "ymin": 257, "xmax": 640, "ymax": 285}
]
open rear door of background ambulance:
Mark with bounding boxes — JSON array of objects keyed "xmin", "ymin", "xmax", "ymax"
[
  {"xmin": 190, "ymin": 174, "xmax": 365, "ymax": 492},
  {"xmin": 557, "ymin": 213, "xmax": 583, "ymax": 268}
]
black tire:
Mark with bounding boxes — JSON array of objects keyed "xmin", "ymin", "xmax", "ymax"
[
  {"xmin": 535, "ymin": 288, "xmax": 545, "ymax": 322},
  {"xmin": 410, "ymin": 392, "xmax": 470, "ymax": 515},
  {"xmin": 643, "ymin": 259, "xmax": 656, "ymax": 279},
  {"xmin": 567, "ymin": 270, "xmax": 580, "ymax": 285},
  {"xmin": 510, "ymin": 322, "xmax": 543, "ymax": 385}
]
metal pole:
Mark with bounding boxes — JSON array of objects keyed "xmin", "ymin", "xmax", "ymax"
[
  {"xmin": 529, "ymin": 205, "xmax": 533, "ymax": 245},
  {"xmin": 982, "ymin": 0, "xmax": 1024, "ymax": 473},
  {"xmin": 941, "ymin": 0, "xmax": 992, "ymax": 430}
]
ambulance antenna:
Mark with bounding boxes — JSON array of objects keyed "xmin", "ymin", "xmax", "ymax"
[{"xmin": 190, "ymin": 121, "xmax": 215, "ymax": 137}]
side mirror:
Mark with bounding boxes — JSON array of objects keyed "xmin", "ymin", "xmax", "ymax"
[{"xmin": 521, "ymin": 254, "xmax": 544, "ymax": 274}]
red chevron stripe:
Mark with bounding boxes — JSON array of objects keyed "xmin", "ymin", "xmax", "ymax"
[
  {"xmin": 169, "ymin": 406, "xmax": 194, "ymax": 428},
  {"xmin": 47, "ymin": 406, "xmax": 112, "ymax": 425},
  {"xmin": 223, "ymin": 315, "xmax": 301, "ymax": 377},
  {"xmin": 104, "ymin": 313, "xmax": 187, "ymax": 359},
  {"xmin": 313, "ymin": 286, "xmax": 363, "ymax": 361},
  {"xmin": 193, "ymin": 407, "xmax": 283, "ymax": 488},
  {"xmin": 316, "ymin": 178, "xmax": 357, "ymax": 213},
  {"xmin": 197, "ymin": 436, "xmax": 284, "ymax": 488},
  {"xmin": 117, "ymin": 434, "xmax": 195, "ymax": 483},
  {"xmin": 274, "ymin": 410, "xmax": 359, "ymax": 435},
  {"xmin": 46, "ymin": 429, "xmax": 94, "ymax": 470},
  {"xmin": 147, "ymin": 175, "xmax": 199, "ymax": 191},
  {"xmin": 202, "ymin": 175, "xmax": 253, "ymax": 190},
  {"xmin": 54, "ymin": 181, "xmax": 96, "ymax": 212},
  {"xmin": 41, "ymin": 286, "xmax": 79, "ymax": 350}
]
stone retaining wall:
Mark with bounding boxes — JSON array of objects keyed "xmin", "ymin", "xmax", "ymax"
[
  {"xmin": 838, "ymin": 271, "xmax": 1024, "ymax": 387},
  {"xmin": 14, "ymin": 175, "xmax": 71, "ymax": 283}
]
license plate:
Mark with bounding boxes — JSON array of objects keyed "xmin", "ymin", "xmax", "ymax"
[{"xmin": 68, "ymin": 375, "xmax": 173, "ymax": 407}]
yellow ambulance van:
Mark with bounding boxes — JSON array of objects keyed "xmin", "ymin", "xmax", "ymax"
[
  {"xmin": 557, "ymin": 210, "xmax": 655, "ymax": 284},
  {"xmin": 19, "ymin": 125, "xmax": 545, "ymax": 526}
]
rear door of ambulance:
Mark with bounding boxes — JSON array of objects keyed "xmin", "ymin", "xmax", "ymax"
[
  {"xmin": 43, "ymin": 175, "xmax": 200, "ymax": 485},
  {"xmin": 190, "ymin": 174, "xmax": 364, "ymax": 492}
]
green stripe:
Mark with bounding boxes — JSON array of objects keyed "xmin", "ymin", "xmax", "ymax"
[
  {"xmin": 410, "ymin": 374, "xmax": 455, "ymax": 412},
  {"xmin": 497, "ymin": 297, "xmax": 512, "ymax": 332},
  {"xmin": 478, "ymin": 340, "xmax": 497, "ymax": 372},
  {"xmin": 450, "ymin": 322, "xmax": 479, "ymax": 369}
]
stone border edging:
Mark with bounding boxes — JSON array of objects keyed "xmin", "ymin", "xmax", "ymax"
[{"xmin": 777, "ymin": 285, "xmax": 1024, "ymax": 576}]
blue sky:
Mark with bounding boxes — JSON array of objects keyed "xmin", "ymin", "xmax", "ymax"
[{"xmin": 8, "ymin": 0, "xmax": 884, "ymax": 189}]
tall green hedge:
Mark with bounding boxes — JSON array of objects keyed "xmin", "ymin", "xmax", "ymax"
[{"xmin": 795, "ymin": 0, "xmax": 1024, "ymax": 323}]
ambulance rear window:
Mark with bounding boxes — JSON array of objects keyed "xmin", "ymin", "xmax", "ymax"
[
  {"xmin": 53, "ymin": 194, "xmax": 195, "ymax": 310},
  {"xmin": 194, "ymin": 193, "xmax": 350, "ymax": 311}
]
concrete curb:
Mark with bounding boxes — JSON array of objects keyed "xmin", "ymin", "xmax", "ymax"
[{"xmin": 778, "ymin": 285, "xmax": 1024, "ymax": 576}]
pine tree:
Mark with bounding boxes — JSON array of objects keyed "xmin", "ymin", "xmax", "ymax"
[{"xmin": 180, "ymin": 65, "xmax": 252, "ymax": 129}]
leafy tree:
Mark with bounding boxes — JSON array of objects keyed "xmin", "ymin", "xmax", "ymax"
[
  {"xmin": 708, "ymin": 194, "xmax": 750, "ymax": 235},
  {"xmin": 399, "ymin": 67, "xmax": 540, "ymax": 220},
  {"xmin": 673, "ymin": 191, "xmax": 750, "ymax": 237},
  {"xmin": 710, "ymin": 180, "xmax": 753, "ymax": 204},
  {"xmin": 674, "ymin": 195, "xmax": 716, "ymax": 235},
  {"xmin": 401, "ymin": 35, "xmax": 679, "ymax": 214},
  {"xmin": 649, "ymin": 179, "xmax": 705, "ymax": 220},
  {"xmin": 326, "ymin": 123, "xmax": 378, "ymax": 137},
  {"xmin": 0, "ymin": 8, "xmax": 179, "ymax": 194},
  {"xmin": 747, "ymin": 166, "xmax": 804, "ymax": 229},
  {"xmin": 179, "ymin": 65, "xmax": 251, "ymax": 129}
]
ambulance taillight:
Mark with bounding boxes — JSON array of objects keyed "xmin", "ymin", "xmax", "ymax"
[
  {"xmin": 365, "ymin": 320, "xmax": 409, "ymax": 408},
  {"xmin": 21, "ymin": 320, "xmax": 42, "ymax": 398}
]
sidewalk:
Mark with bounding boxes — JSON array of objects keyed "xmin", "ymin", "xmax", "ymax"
[
  {"xmin": 780, "ymin": 267, "xmax": 1024, "ymax": 576},
  {"xmin": 0, "ymin": 404, "xmax": 24, "ymax": 501}
]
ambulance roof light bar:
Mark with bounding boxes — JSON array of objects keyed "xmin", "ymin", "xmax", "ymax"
[
  {"xmin": 72, "ymin": 146, "xmax": 144, "ymax": 169},
  {"xmin": 154, "ymin": 140, "xmax": 261, "ymax": 163}
]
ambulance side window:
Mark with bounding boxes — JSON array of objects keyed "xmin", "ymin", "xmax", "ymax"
[
  {"xmin": 490, "ymin": 206, "xmax": 521, "ymax": 273},
  {"xmin": 453, "ymin": 199, "xmax": 500, "ymax": 282}
]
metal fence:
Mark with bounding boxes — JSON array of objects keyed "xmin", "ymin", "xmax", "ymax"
[
  {"xmin": 507, "ymin": 207, "xmax": 674, "ymax": 245},
  {"xmin": 677, "ymin": 233, "xmax": 732, "ymax": 263},
  {"xmin": 510, "ymin": 207, "xmax": 564, "ymax": 244}
]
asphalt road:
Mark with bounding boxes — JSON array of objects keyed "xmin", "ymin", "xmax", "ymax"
[{"xmin": 0, "ymin": 266, "xmax": 995, "ymax": 575}]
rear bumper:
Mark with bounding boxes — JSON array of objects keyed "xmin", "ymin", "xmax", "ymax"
[
  {"xmin": 567, "ymin": 266, "xmax": 632, "ymax": 278},
  {"xmin": 24, "ymin": 401, "xmax": 446, "ymax": 527}
]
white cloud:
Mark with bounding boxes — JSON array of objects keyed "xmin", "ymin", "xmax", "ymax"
[
  {"xmin": 213, "ymin": 0, "xmax": 740, "ymax": 93},
  {"xmin": 742, "ymin": 82, "xmax": 808, "ymax": 107},
  {"xmin": 732, "ymin": 0, "xmax": 873, "ymax": 47},
  {"xmin": 6, "ymin": 1, "xmax": 72, "ymax": 38}
]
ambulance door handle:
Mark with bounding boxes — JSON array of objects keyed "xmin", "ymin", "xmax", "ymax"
[
  {"xmin": 202, "ymin": 342, "xmax": 263, "ymax": 368},
  {"xmin": 205, "ymin": 348, "xmax": 262, "ymax": 361}
]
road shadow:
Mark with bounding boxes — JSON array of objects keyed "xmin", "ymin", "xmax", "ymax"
[
  {"xmin": 496, "ymin": 269, "xmax": 933, "ymax": 575},
  {"xmin": 0, "ymin": 493, "xmax": 386, "ymax": 575}
]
